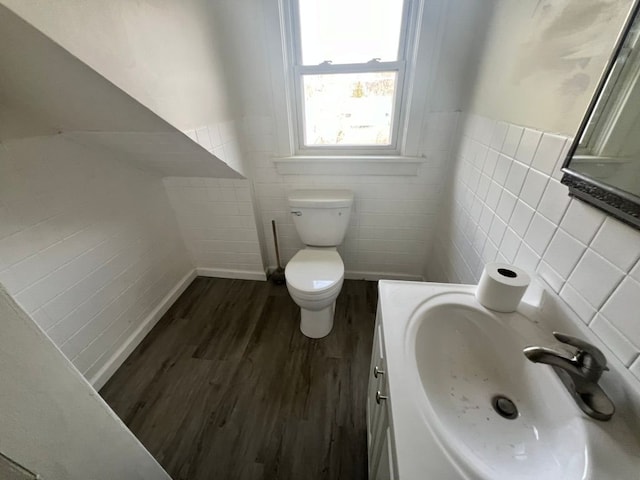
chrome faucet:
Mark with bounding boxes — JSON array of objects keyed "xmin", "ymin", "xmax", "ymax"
[{"xmin": 523, "ymin": 332, "xmax": 615, "ymax": 421}]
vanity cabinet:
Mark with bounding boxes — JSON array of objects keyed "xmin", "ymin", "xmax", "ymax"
[{"xmin": 367, "ymin": 311, "xmax": 395, "ymax": 480}]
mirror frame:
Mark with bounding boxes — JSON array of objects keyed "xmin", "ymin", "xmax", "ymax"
[{"xmin": 561, "ymin": 0, "xmax": 640, "ymax": 230}]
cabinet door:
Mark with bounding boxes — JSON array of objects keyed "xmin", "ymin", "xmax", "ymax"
[
  {"xmin": 368, "ymin": 314, "xmax": 390, "ymax": 478},
  {"xmin": 375, "ymin": 426, "xmax": 393, "ymax": 480},
  {"xmin": 370, "ymin": 398, "xmax": 389, "ymax": 479},
  {"xmin": 367, "ymin": 322, "xmax": 384, "ymax": 442}
]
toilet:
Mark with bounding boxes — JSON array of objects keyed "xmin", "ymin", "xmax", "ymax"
[{"xmin": 285, "ymin": 189, "xmax": 354, "ymax": 338}]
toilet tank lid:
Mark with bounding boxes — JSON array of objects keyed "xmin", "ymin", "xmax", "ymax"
[{"xmin": 288, "ymin": 189, "xmax": 354, "ymax": 208}]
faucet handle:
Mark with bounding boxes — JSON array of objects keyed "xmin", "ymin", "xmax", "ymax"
[{"xmin": 553, "ymin": 332, "xmax": 608, "ymax": 373}]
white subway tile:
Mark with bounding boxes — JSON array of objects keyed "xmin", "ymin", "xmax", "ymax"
[
  {"xmin": 514, "ymin": 242, "xmax": 540, "ymax": 274},
  {"xmin": 482, "ymin": 239, "xmax": 499, "ymax": 263},
  {"xmin": 207, "ymin": 124, "xmax": 223, "ymax": 147},
  {"xmin": 479, "ymin": 205, "xmax": 495, "ymax": 233},
  {"xmin": 496, "ymin": 190, "xmax": 517, "ymax": 222},
  {"xmin": 590, "ymin": 315, "xmax": 639, "ymax": 367},
  {"xmin": 182, "ymin": 129, "xmax": 197, "ymax": 142},
  {"xmin": 483, "ymin": 149, "xmax": 499, "ymax": 176},
  {"xmin": 31, "ymin": 307, "xmax": 56, "ymax": 331},
  {"xmin": 493, "ymin": 154, "xmax": 512, "ymax": 185},
  {"xmin": 485, "ymin": 181, "xmax": 503, "ymax": 210},
  {"xmin": 502, "ymin": 125, "xmax": 524, "ymax": 157},
  {"xmin": 490, "ymin": 122, "xmax": 509, "ymax": 150},
  {"xmin": 537, "ymin": 261, "xmax": 564, "ymax": 293},
  {"xmin": 519, "ymin": 169, "xmax": 549, "ymax": 209},
  {"xmin": 531, "ymin": 133, "xmax": 565, "ymax": 175},
  {"xmin": 437, "ymin": 115, "xmax": 640, "ymax": 376},
  {"xmin": 559, "ymin": 283, "xmax": 596, "ymax": 324},
  {"xmin": 509, "ymin": 200, "xmax": 535, "ymax": 237},
  {"xmin": 476, "ymin": 174, "xmax": 491, "ymax": 201},
  {"xmin": 523, "ymin": 213, "xmax": 556, "ymax": 255},
  {"xmin": 568, "ymin": 251, "xmax": 624, "ymax": 309},
  {"xmin": 504, "ymin": 161, "xmax": 528, "ymax": 196},
  {"xmin": 515, "ymin": 128, "xmax": 542, "ymax": 165},
  {"xmin": 488, "ymin": 216, "xmax": 507, "ymax": 246},
  {"xmin": 590, "ymin": 217, "xmax": 640, "ymax": 272},
  {"xmin": 560, "ymin": 199, "xmax": 605, "ymax": 245},
  {"xmin": 1, "ymin": 135, "xmax": 192, "ymax": 382},
  {"xmin": 195, "ymin": 127, "xmax": 213, "ymax": 151},
  {"xmin": 600, "ymin": 277, "xmax": 640, "ymax": 349},
  {"xmin": 552, "ymin": 138, "xmax": 572, "ymax": 180},
  {"xmin": 499, "ymin": 228, "xmax": 521, "ymax": 263},
  {"xmin": 537, "ymin": 179, "xmax": 571, "ymax": 225},
  {"xmin": 542, "ymin": 229, "xmax": 586, "ymax": 279},
  {"xmin": 472, "ymin": 227, "xmax": 488, "ymax": 256}
]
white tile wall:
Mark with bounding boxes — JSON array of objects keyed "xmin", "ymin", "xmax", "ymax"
[
  {"xmin": 241, "ymin": 112, "xmax": 459, "ymax": 279},
  {"xmin": 0, "ymin": 135, "xmax": 192, "ymax": 380},
  {"xmin": 183, "ymin": 120, "xmax": 247, "ymax": 176},
  {"xmin": 167, "ymin": 120, "xmax": 265, "ymax": 277},
  {"xmin": 163, "ymin": 176, "xmax": 264, "ymax": 275},
  {"xmin": 428, "ymin": 114, "xmax": 640, "ymax": 378}
]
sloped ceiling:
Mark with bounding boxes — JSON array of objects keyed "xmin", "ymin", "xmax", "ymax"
[{"xmin": 0, "ymin": 5, "xmax": 242, "ymax": 179}]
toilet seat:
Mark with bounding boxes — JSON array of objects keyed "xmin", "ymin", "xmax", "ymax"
[{"xmin": 285, "ymin": 249, "xmax": 344, "ymax": 296}]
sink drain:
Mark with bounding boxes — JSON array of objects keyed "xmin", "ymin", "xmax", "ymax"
[{"xmin": 491, "ymin": 395, "xmax": 518, "ymax": 419}]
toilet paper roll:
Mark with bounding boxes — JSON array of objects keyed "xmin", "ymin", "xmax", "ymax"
[{"xmin": 475, "ymin": 263, "xmax": 530, "ymax": 313}]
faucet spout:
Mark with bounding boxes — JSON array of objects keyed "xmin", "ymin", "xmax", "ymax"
[
  {"xmin": 523, "ymin": 346, "xmax": 583, "ymax": 377},
  {"xmin": 523, "ymin": 332, "xmax": 615, "ymax": 421}
]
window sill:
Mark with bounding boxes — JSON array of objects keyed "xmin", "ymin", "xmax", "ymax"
[{"xmin": 272, "ymin": 155, "xmax": 427, "ymax": 176}]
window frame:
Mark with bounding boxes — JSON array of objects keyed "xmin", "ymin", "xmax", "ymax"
[{"xmin": 284, "ymin": 0, "xmax": 414, "ymax": 155}]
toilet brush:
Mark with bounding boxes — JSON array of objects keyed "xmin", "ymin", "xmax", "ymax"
[{"xmin": 270, "ymin": 220, "xmax": 286, "ymax": 285}]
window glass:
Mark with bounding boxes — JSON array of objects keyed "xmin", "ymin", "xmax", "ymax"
[
  {"xmin": 302, "ymin": 72, "xmax": 397, "ymax": 146},
  {"xmin": 298, "ymin": 0, "xmax": 404, "ymax": 65}
]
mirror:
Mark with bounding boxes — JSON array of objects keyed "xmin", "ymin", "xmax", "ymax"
[{"xmin": 562, "ymin": 1, "xmax": 640, "ymax": 230}]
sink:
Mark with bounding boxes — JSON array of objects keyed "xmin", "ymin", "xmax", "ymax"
[
  {"xmin": 376, "ymin": 280, "xmax": 640, "ymax": 480},
  {"xmin": 408, "ymin": 293, "xmax": 587, "ymax": 479}
]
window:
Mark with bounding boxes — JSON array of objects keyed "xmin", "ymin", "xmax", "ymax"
[{"xmin": 286, "ymin": 0, "xmax": 412, "ymax": 154}]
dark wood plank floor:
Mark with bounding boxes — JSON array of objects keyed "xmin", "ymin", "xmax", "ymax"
[{"xmin": 100, "ymin": 277, "xmax": 377, "ymax": 480}]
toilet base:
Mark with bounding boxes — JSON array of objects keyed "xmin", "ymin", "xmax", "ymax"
[{"xmin": 300, "ymin": 302, "xmax": 336, "ymax": 338}]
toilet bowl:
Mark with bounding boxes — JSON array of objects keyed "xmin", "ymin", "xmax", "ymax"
[
  {"xmin": 285, "ymin": 248, "xmax": 344, "ymax": 338},
  {"xmin": 284, "ymin": 189, "xmax": 354, "ymax": 338}
]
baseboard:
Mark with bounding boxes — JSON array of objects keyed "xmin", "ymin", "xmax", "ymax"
[
  {"xmin": 196, "ymin": 267, "xmax": 267, "ymax": 281},
  {"xmin": 89, "ymin": 268, "xmax": 197, "ymax": 390},
  {"xmin": 344, "ymin": 271, "xmax": 424, "ymax": 282}
]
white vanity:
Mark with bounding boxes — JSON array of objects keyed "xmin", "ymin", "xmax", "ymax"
[
  {"xmin": 367, "ymin": 279, "xmax": 640, "ymax": 479},
  {"xmin": 367, "ymin": 309, "xmax": 393, "ymax": 480}
]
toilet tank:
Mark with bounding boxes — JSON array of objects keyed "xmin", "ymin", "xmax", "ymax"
[{"xmin": 288, "ymin": 189, "xmax": 354, "ymax": 246}]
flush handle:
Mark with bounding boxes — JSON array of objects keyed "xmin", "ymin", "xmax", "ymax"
[{"xmin": 291, "ymin": 211, "xmax": 302, "ymax": 216}]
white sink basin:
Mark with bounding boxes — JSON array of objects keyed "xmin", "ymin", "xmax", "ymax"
[
  {"xmin": 377, "ymin": 280, "xmax": 640, "ymax": 480},
  {"xmin": 410, "ymin": 293, "xmax": 586, "ymax": 479}
]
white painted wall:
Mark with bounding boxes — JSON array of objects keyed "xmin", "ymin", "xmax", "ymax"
[
  {"xmin": 429, "ymin": 0, "xmax": 640, "ymax": 381},
  {"xmin": 0, "ymin": 135, "xmax": 193, "ymax": 388},
  {"xmin": 0, "ymin": 284, "xmax": 170, "ymax": 480},
  {"xmin": 3, "ymin": 0, "xmax": 495, "ymax": 281},
  {"xmin": 0, "ymin": 3, "xmax": 241, "ymax": 179},
  {"xmin": 205, "ymin": 0, "xmax": 493, "ymax": 279},
  {"xmin": 1, "ymin": 0, "xmax": 234, "ymax": 131},
  {"xmin": 467, "ymin": 0, "xmax": 633, "ymax": 136}
]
